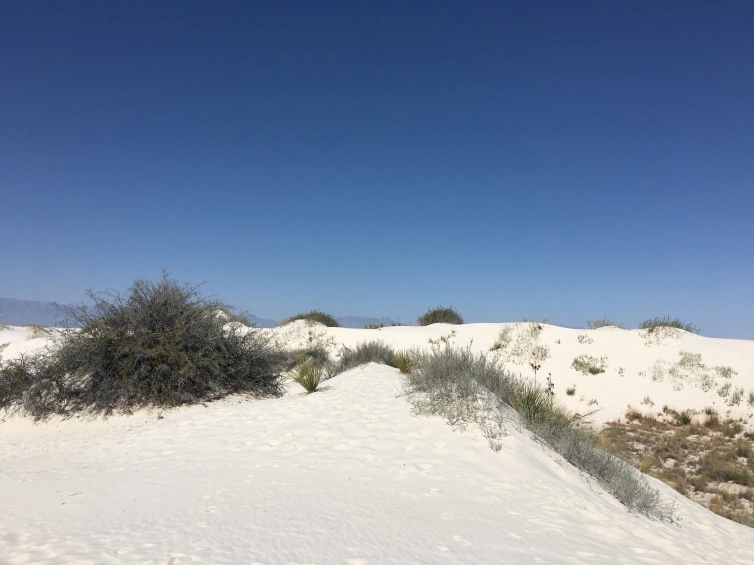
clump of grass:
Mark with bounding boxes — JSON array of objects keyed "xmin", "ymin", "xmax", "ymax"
[
  {"xmin": 566, "ymin": 386, "xmax": 576, "ymax": 396},
  {"xmin": 641, "ymin": 396, "xmax": 655, "ymax": 407},
  {"xmin": 0, "ymin": 274, "xmax": 287, "ymax": 420},
  {"xmin": 728, "ymin": 387, "xmax": 744, "ymax": 406},
  {"xmin": 291, "ymin": 360, "xmax": 322, "ymax": 393},
  {"xmin": 638, "ymin": 316, "xmax": 700, "ymax": 334},
  {"xmin": 717, "ymin": 382, "xmax": 732, "ymax": 398},
  {"xmin": 403, "ymin": 346, "xmax": 673, "ymax": 519},
  {"xmin": 364, "ymin": 323, "xmax": 384, "ymax": 329},
  {"xmin": 587, "ymin": 319, "xmax": 625, "ymax": 329},
  {"xmin": 417, "ymin": 306, "xmax": 463, "ymax": 326},
  {"xmin": 603, "ymin": 409, "xmax": 754, "ymax": 527},
  {"xmin": 0, "ymin": 324, "xmax": 11, "ymax": 331},
  {"xmin": 278, "ymin": 310, "xmax": 340, "ymax": 327},
  {"xmin": 577, "ymin": 334, "xmax": 594, "ymax": 344},
  {"xmin": 332, "ymin": 340, "xmax": 397, "ymax": 376},
  {"xmin": 571, "ymin": 354, "xmax": 608, "ymax": 375},
  {"xmin": 675, "ymin": 410, "xmax": 693, "ymax": 426},
  {"xmin": 393, "ymin": 350, "xmax": 418, "ymax": 374}
]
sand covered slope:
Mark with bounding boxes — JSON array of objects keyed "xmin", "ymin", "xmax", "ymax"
[{"xmin": 1, "ymin": 323, "xmax": 753, "ymax": 564}]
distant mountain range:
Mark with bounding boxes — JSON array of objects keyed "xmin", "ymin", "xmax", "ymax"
[{"xmin": 0, "ymin": 297, "xmax": 401, "ymax": 329}]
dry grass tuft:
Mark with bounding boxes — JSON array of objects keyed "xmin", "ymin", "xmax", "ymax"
[{"xmin": 602, "ymin": 408, "xmax": 754, "ymax": 527}]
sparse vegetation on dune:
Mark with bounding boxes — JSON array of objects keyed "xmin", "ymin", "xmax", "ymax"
[
  {"xmin": 331, "ymin": 340, "xmax": 397, "ymax": 376},
  {"xmin": 417, "ymin": 306, "xmax": 464, "ymax": 326},
  {"xmin": 571, "ymin": 354, "xmax": 607, "ymax": 375},
  {"xmin": 0, "ymin": 275, "xmax": 287, "ymax": 420},
  {"xmin": 278, "ymin": 310, "xmax": 340, "ymax": 328},
  {"xmin": 291, "ymin": 360, "xmax": 323, "ymax": 393},
  {"xmin": 402, "ymin": 345, "xmax": 673, "ymax": 519},
  {"xmin": 639, "ymin": 316, "xmax": 700, "ymax": 335},
  {"xmin": 602, "ymin": 408, "xmax": 754, "ymax": 527},
  {"xmin": 587, "ymin": 319, "xmax": 625, "ymax": 329}
]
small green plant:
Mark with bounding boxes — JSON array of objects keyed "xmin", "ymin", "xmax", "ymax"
[
  {"xmin": 704, "ymin": 406, "xmax": 717, "ymax": 416},
  {"xmin": 639, "ymin": 455, "xmax": 654, "ymax": 474},
  {"xmin": 714, "ymin": 366, "xmax": 738, "ymax": 379},
  {"xmin": 565, "ymin": 385, "xmax": 576, "ymax": 396},
  {"xmin": 417, "ymin": 306, "xmax": 463, "ymax": 326},
  {"xmin": 364, "ymin": 323, "xmax": 384, "ymax": 329},
  {"xmin": 641, "ymin": 396, "xmax": 655, "ymax": 407},
  {"xmin": 587, "ymin": 319, "xmax": 625, "ymax": 329},
  {"xmin": 676, "ymin": 410, "xmax": 693, "ymax": 426},
  {"xmin": 393, "ymin": 351, "xmax": 418, "ymax": 374},
  {"xmin": 728, "ymin": 387, "xmax": 744, "ymax": 406},
  {"xmin": 748, "ymin": 391, "xmax": 754, "ymax": 407},
  {"xmin": 278, "ymin": 310, "xmax": 340, "ymax": 327},
  {"xmin": 291, "ymin": 361, "xmax": 322, "ymax": 393},
  {"xmin": 577, "ymin": 334, "xmax": 593, "ymax": 344},
  {"xmin": 571, "ymin": 354, "xmax": 608, "ymax": 375},
  {"xmin": 717, "ymin": 382, "xmax": 732, "ymax": 398},
  {"xmin": 638, "ymin": 316, "xmax": 700, "ymax": 334},
  {"xmin": 587, "ymin": 398, "xmax": 599, "ymax": 406}
]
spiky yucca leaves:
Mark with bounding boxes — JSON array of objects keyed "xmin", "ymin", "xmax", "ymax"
[
  {"xmin": 393, "ymin": 350, "xmax": 419, "ymax": 374},
  {"xmin": 291, "ymin": 360, "xmax": 323, "ymax": 393}
]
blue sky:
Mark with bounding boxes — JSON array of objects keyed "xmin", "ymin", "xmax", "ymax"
[{"xmin": 1, "ymin": 1, "xmax": 752, "ymax": 337}]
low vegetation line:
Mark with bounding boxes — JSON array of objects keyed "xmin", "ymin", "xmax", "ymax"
[{"xmin": 401, "ymin": 345, "xmax": 675, "ymax": 521}]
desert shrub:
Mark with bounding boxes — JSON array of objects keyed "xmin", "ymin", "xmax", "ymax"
[
  {"xmin": 571, "ymin": 354, "xmax": 607, "ymax": 375},
  {"xmin": 364, "ymin": 323, "xmax": 384, "ymax": 329},
  {"xmin": 638, "ymin": 316, "xmax": 700, "ymax": 334},
  {"xmin": 417, "ymin": 306, "xmax": 464, "ymax": 326},
  {"xmin": 566, "ymin": 386, "xmax": 576, "ymax": 396},
  {"xmin": 577, "ymin": 334, "xmax": 594, "ymax": 344},
  {"xmin": 0, "ymin": 323, "xmax": 11, "ymax": 331},
  {"xmin": 286, "ymin": 342, "xmax": 332, "ymax": 375},
  {"xmin": 332, "ymin": 340, "xmax": 397, "ymax": 376},
  {"xmin": 403, "ymin": 346, "xmax": 672, "ymax": 519},
  {"xmin": 278, "ymin": 310, "xmax": 340, "ymax": 327},
  {"xmin": 675, "ymin": 411, "xmax": 693, "ymax": 426},
  {"xmin": 0, "ymin": 275, "xmax": 287, "ymax": 420},
  {"xmin": 587, "ymin": 319, "xmax": 625, "ymax": 329},
  {"xmin": 291, "ymin": 360, "xmax": 322, "ymax": 393},
  {"xmin": 728, "ymin": 387, "xmax": 744, "ymax": 406},
  {"xmin": 393, "ymin": 350, "xmax": 419, "ymax": 374},
  {"xmin": 748, "ymin": 391, "xmax": 754, "ymax": 407}
]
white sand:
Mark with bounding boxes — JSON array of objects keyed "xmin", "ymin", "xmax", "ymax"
[{"xmin": 1, "ymin": 322, "xmax": 753, "ymax": 564}]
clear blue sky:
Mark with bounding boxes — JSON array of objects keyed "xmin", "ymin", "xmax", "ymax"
[{"xmin": 1, "ymin": 1, "xmax": 752, "ymax": 337}]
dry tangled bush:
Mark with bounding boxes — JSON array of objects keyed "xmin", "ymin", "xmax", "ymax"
[
  {"xmin": 0, "ymin": 275, "xmax": 287, "ymax": 420},
  {"xmin": 417, "ymin": 306, "xmax": 464, "ymax": 326}
]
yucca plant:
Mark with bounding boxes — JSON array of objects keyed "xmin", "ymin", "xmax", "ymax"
[
  {"xmin": 291, "ymin": 360, "xmax": 323, "ymax": 393},
  {"xmin": 393, "ymin": 350, "xmax": 418, "ymax": 374}
]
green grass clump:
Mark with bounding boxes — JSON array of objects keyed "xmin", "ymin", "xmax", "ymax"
[
  {"xmin": 332, "ymin": 340, "xmax": 397, "ymax": 376},
  {"xmin": 571, "ymin": 354, "xmax": 608, "ymax": 375},
  {"xmin": 566, "ymin": 386, "xmax": 576, "ymax": 396},
  {"xmin": 638, "ymin": 316, "xmax": 700, "ymax": 334},
  {"xmin": 392, "ymin": 350, "xmax": 419, "ymax": 374},
  {"xmin": 291, "ymin": 360, "xmax": 323, "ymax": 393},
  {"xmin": 0, "ymin": 274, "xmax": 287, "ymax": 420},
  {"xmin": 417, "ymin": 306, "xmax": 464, "ymax": 326},
  {"xmin": 587, "ymin": 319, "xmax": 624, "ymax": 329},
  {"xmin": 278, "ymin": 310, "xmax": 340, "ymax": 327}
]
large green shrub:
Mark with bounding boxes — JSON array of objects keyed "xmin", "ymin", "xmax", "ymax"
[
  {"xmin": 0, "ymin": 275, "xmax": 287, "ymax": 419},
  {"xmin": 417, "ymin": 306, "xmax": 464, "ymax": 326},
  {"xmin": 278, "ymin": 310, "xmax": 340, "ymax": 327}
]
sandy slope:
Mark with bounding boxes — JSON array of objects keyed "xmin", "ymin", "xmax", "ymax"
[{"xmin": 1, "ymin": 323, "xmax": 753, "ymax": 564}]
